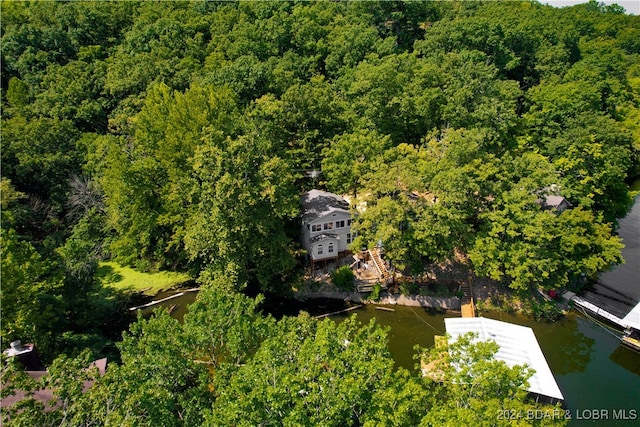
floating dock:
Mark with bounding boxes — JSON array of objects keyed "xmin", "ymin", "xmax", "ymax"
[
  {"xmin": 564, "ymin": 291, "xmax": 640, "ymax": 351},
  {"xmin": 567, "ymin": 293, "xmax": 627, "ymax": 327}
]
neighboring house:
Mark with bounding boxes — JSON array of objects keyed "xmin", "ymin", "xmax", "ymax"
[
  {"xmin": 301, "ymin": 190, "xmax": 353, "ymax": 261},
  {"xmin": 538, "ymin": 194, "xmax": 572, "ymax": 212},
  {"xmin": 1, "ymin": 341, "xmax": 107, "ymax": 413}
]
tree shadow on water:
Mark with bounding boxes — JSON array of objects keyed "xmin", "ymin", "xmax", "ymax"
[
  {"xmin": 609, "ymin": 345, "xmax": 640, "ymax": 376},
  {"xmin": 535, "ymin": 315, "xmax": 595, "ymax": 375}
]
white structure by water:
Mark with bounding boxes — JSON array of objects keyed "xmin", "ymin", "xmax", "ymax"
[
  {"xmin": 622, "ymin": 302, "xmax": 640, "ymax": 331},
  {"xmin": 445, "ymin": 317, "xmax": 564, "ymax": 402}
]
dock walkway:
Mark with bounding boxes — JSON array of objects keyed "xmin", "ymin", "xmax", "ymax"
[{"xmin": 460, "ymin": 281, "xmax": 476, "ymax": 318}]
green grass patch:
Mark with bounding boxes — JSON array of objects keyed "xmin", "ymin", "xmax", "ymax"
[{"xmin": 98, "ymin": 262, "xmax": 191, "ymax": 296}]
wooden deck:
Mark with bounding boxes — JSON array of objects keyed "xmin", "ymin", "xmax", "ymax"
[
  {"xmin": 460, "ymin": 281, "xmax": 476, "ymax": 318},
  {"xmin": 461, "ymin": 299, "xmax": 476, "ymax": 318}
]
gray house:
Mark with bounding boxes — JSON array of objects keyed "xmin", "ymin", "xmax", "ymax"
[{"xmin": 301, "ymin": 190, "xmax": 353, "ymax": 261}]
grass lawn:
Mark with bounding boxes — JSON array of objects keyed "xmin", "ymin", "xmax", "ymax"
[{"xmin": 98, "ymin": 262, "xmax": 191, "ymax": 296}]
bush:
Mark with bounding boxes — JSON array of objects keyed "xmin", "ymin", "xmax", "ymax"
[
  {"xmin": 331, "ymin": 265, "xmax": 355, "ymax": 291},
  {"xmin": 368, "ymin": 283, "xmax": 382, "ymax": 301},
  {"xmin": 399, "ymin": 281, "xmax": 419, "ymax": 296},
  {"xmin": 530, "ymin": 299, "xmax": 562, "ymax": 322}
]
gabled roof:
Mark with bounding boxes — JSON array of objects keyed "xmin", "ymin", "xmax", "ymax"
[
  {"xmin": 539, "ymin": 194, "xmax": 571, "ymax": 210},
  {"xmin": 301, "ymin": 190, "xmax": 350, "ymax": 223},
  {"xmin": 623, "ymin": 301, "xmax": 640, "ymax": 330},
  {"xmin": 445, "ymin": 317, "xmax": 564, "ymax": 401},
  {"xmin": 310, "ymin": 233, "xmax": 340, "ymax": 244}
]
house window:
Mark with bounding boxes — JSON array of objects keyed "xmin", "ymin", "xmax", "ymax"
[
  {"xmin": 311, "ymin": 224, "xmax": 322, "ymax": 232},
  {"xmin": 328, "ymin": 243, "xmax": 334, "ymax": 253},
  {"xmin": 317, "ymin": 245, "xmax": 323, "ymax": 255},
  {"xmin": 347, "ymin": 219, "xmax": 352, "ymax": 226},
  {"xmin": 347, "ymin": 233, "xmax": 352, "ymax": 244},
  {"xmin": 336, "ymin": 220, "xmax": 345, "ymax": 228},
  {"xmin": 324, "ymin": 222, "xmax": 334, "ymax": 230}
]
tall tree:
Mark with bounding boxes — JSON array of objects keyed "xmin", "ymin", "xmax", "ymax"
[
  {"xmin": 98, "ymin": 83, "xmax": 238, "ymax": 270},
  {"xmin": 184, "ymin": 131, "xmax": 299, "ymax": 290},
  {"xmin": 418, "ymin": 332, "xmax": 567, "ymax": 427}
]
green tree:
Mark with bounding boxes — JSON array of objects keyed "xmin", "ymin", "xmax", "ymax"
[
  {"xmin": 418, "ymin": 332, "xmax": 567, "ymax": 426},
  {"xmin": 0, "ymin": 226, "xmax": 65, "ymax": 361},
  {"xmin": 322, "ymin": 128, "xmax": 392, "ymax": 196},
  {"xmin": 550, "ymin": 114, "xmax": 633, "ymax": 225},
  {"xmin": 32, "ymin": 60, "xmax": 109, "ymax": 132},
  {"xmin": 470, "ymin": 198, "xmax": 623, "ymax": 292},
  {"xmin": 1, "ymin": 116, "xmax": 81, "ymax": 215},
  {"xmin": 206, "ymin": 315, "xmax": 396, "ymax": 426},
  {"xmin": 184, "ymin": 278, "xmax": 271, "ymax": 369},
  {"xmin": 73, "ymin": 311, "xmax": 211, "ymax": 426},
  {"xmin": 98, "ymin": 83, "xmax": 238, "ymax": 269},
  {"xmin": 184, "ymin": 131, "xmax": 298, "ymax": 290}
]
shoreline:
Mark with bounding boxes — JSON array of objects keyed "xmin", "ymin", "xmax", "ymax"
[{"xmin": 296, "ymin": 290, "xmax": 461, "ymax": 311}]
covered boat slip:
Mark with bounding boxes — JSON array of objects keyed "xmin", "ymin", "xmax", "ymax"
[
  {"xmin": 445, "ymin": 317, "xmax": 564, "ymax": 404},
  {"xmin": 621, "ymin": 302, "xmax": 640, "ymax": 351},
  {"xmin": 622, "ymin": 301, "xmax": 640, "ymax": 331}
]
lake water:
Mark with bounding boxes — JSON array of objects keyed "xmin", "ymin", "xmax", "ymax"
[
  {"xmin": 585, "ymin": 195, "xmax": 640, "ymax": 318},
  {"xmin": 152, "ymin": 291, "xmax": 639, "ymax": 426},
  {"xmin": 330, "ymin": 305, "xmax": 640, "ymax": 426}
]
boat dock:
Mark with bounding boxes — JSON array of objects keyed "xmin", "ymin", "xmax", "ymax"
[
  {"xmin": 565, "ymin": 291, "xmax": 640, "ymax": 351},
  {"xmin": 460, "ymin": 281, "xmax": 476, "ymax": 318},
  {"xmin": 565, "ymin": 292, "xmax": 628, "ymax": 328}
]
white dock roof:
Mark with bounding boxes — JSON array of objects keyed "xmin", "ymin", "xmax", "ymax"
[
  {"xmin": 445, "ymin": 317, "xmax": 564, "ymax": 401},
  {"xmin": 622, "ymin": 302, "xmax": 640, "ymax": 330}
]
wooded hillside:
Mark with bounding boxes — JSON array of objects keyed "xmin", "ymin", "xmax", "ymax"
[
  {"xmin": 3, "ymin": 0, "xmax": 638, "ymax": 291},
  {"xmin": 1, "ymin": 1, "xmax": 638, "ymax": 424}
]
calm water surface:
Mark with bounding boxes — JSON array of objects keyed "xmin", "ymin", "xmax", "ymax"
[
  {"xmin": 331, "ymin": 305, "xmax": 640, "ymax": 426},
  {"xmin": 153, "ymin": 292, "xmax": 639, "ymax": 425}
]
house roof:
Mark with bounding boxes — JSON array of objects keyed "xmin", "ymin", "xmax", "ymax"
[
  {"xmin": 310, "ymin": 233, "xmax": 340, "ymax": 244},
  {"xmin": 301, "ymin": 190, "xmax": 349, "ymax": 223},
  {"xmin": 0, "ymin": 358, "xmax": 108, "ymax": 412},
  {"xmin": 542, "ymin": 195, "xmax": 570, "ymax": 209},
  {"xmin": 444, "ymin": 317, "xmax": 564, "ymax": 401},
  {"xmin": 623, "ymin": 301, "xmax": 640, "ymax": 330}
]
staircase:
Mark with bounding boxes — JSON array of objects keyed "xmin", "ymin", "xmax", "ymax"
[
  {"xmin": 367, "ymin": 249, "xmax": 390, "ymax": 281},
  {"xmin": 460, "ymin": 281, "xmax": 476, "ymax": 318}
]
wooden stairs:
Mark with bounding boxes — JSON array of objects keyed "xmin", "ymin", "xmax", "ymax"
[{"xmin": 367, "ymin": 248, "xmax": 390, "ymax": 281}]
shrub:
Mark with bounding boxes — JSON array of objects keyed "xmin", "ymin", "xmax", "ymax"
[
  {"xmin": 530, "ymin": 299, "xmax": 562, "ymax": 321},
  {"xmin": 399, "ymin": 281, "xmax": 419, "ymax": 296},
  {"xmin": 331, "ymin": 265, "xmax": 355, "ymax": 291},
  {"xmin": 368, "ymin": 283, "xmax": 381, "ymax": 301}
]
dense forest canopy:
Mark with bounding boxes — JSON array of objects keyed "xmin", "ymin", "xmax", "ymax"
[{"xmin": 1, "ymin": 0, "xmax": 639, "ymax": 424}]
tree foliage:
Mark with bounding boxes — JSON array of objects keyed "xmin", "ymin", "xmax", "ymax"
[
  {"xmin": 1, "ymin": 2, "xmax": 638, "ymax": 421},
  {"xmin": 2, "ymin": 0, "xmax": 636, "ymax": 291},
  {"xmin": 2, "ymin": 287, "xmax": 566, "ymax": 426}
]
